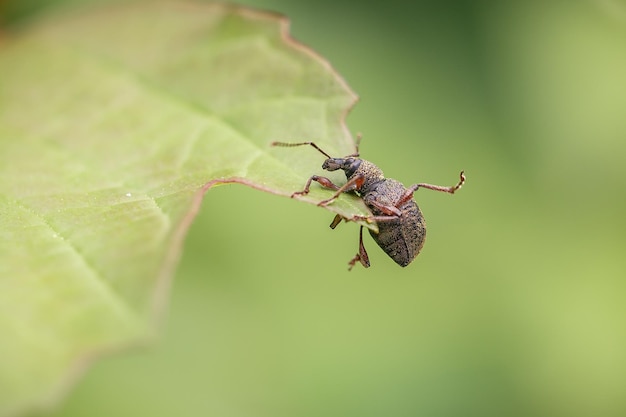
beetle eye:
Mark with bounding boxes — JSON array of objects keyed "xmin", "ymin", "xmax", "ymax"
[{"xmin": 343, "ymin": 158, "xmax": 361, "ymax": 177}]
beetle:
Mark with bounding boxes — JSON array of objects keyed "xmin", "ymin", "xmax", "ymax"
[{"xmin": 271, "ymin": 136, "xmax": 465, "ymax": 270}]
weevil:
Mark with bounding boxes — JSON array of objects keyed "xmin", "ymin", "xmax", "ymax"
[{"xmin": 271, "ymin": 136, "xmax": 465, "ymax": 270}]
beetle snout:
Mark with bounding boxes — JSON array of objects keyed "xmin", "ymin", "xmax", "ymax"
[{"xmin": 322, "ymin": 158, "xmax": 343, "ymax": 171}]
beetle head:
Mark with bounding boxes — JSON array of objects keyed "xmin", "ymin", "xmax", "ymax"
[{"xmin": 322, "ymin": 157, "xmax": 362, "ymax": 178}]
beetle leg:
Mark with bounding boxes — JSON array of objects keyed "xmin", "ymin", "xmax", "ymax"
[
  {"xmin": 367, "ymin": 199, "xmax": 402, "ymax": 217},
  {"xmin": 330, "ymin": 213, "xmax": 395, "ymax": 229},
  {"xmin": 350, "ymin": 214, "xmax": 400, "ymax": 223},
  {"xmin": 348, "ymin": 225, "xmax": 370, "ymax": 271},
  {"xmin": 317, "ymin": 174, "xmax": 365, "ymax": 206},
  {"xmin": 291, "ymin": 175, "xmax": 341, "ymax": 197},
  {"xmin": 329, "ymin": 214, "xmax": 344, "ymax": 229},
  {"xmin": 396, "ymin": 170, "xmax": 466, "ymax": 207}
]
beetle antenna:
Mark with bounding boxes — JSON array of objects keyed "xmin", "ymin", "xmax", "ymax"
[
  {"xmin": 354, "ymin": 133, "xmax": 362, "ymax": 155},
  {"xmin": 271, "ymin": 141, "xmax": 333, "ymax": 159},
  {"xmin": 343, "ymin": 133, "xmax": 361, "ymax": 158}
]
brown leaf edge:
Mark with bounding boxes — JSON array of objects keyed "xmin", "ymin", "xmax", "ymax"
[
  {"xmin": 21, "ymin": 3, "xmax": 360, "ymax": 416},
  {"xmin": 156, "ymin": 5, "xmax": 360, "ymax": 337}
]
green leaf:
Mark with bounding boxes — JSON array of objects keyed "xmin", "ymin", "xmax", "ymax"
[{"xmin": 0, "ymin": 2, "xmax": 368, "ymax": 415}]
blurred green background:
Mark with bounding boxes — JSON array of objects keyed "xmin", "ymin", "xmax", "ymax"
[{"xmin": 5, "ymin": 0, "xmax": 626, "ymax": 416}]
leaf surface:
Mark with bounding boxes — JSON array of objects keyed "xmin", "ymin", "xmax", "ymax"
[{"xmin": 0, "ymin": 2, "xmax": 367, "ymax": 414}]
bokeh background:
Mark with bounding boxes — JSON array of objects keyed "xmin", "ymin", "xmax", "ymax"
[{"xmin": 4, "ymin": 0, "xmax": 626, "ymax": 416}]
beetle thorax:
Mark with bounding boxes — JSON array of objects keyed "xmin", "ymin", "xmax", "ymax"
[{"xmin": 350, "ymin": 160, "xmax": 384, "ymax": 193}]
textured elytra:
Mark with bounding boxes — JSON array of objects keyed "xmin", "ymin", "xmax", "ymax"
[{"xmin": 355, "ymin": 170, "xmax": 426, "ymax": 267}]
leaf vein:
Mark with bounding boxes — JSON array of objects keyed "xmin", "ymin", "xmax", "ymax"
[{"xmin": 11, "ymin": 199, "xmax": 141, "ymax": 324}]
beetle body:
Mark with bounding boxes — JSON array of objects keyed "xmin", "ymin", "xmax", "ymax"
[
  {"xmin": 326, "ymin": 157, "xmax": 426, "ymax": 266},
  {"xmin": 362, "ymin": 178, "xmax": 426, "ymax": 266},
  {"xmin": 271, "ymin": 139, "xmax": 464, "ymax": 270}
]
